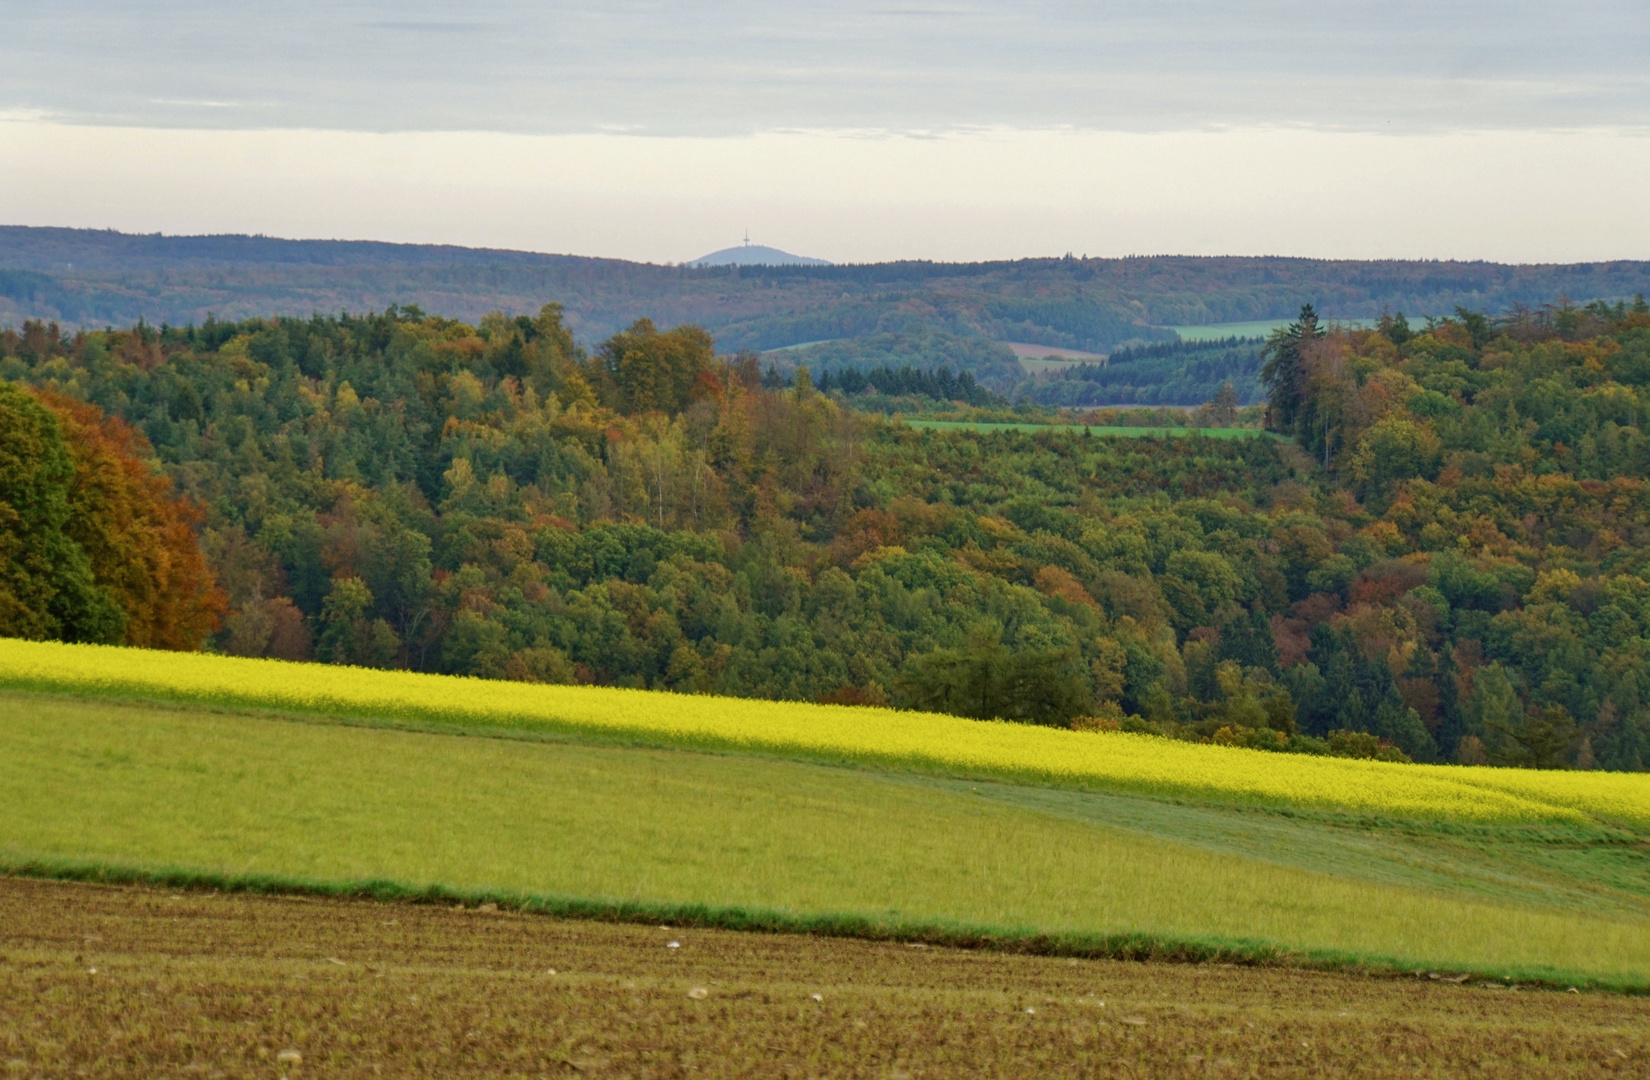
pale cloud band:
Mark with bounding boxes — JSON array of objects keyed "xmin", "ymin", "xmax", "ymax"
[
  {"xmin": 5, "ymin": 2, "xmax": 1647, "ymax": 263},
  {"xmin": 7, "ymin": 2, "xmax": 1649, "ymax": 136},
  {"xmin": 3, "ymin": 119, "xmax": 1646, "ymax": 264}
]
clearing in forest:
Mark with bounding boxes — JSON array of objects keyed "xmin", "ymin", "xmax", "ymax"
[{"xmin": 903, "ymin": 419, "xmax": 1280, "ymax": 438}]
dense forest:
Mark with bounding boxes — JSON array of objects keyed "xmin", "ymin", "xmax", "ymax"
[
  {"xmin": 1013, "ymin": 337, "xmax": 1266, "ymax": 408},
  {"xmin": 4, "ymin": 291, "xmax": 1650, "ymax": 770}
]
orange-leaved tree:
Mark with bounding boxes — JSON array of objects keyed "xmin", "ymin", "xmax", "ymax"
[
  {"xmin": 0, "ymin": 381, "xmax": 126, "ymax": 642},
  {"xmin": 33, "ymin": 388, "xmax": 226, "ymax": 649}
]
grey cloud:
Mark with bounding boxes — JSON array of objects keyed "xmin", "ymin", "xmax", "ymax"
[
  {"xmin": 356, "ymin": 21, "xmax": 495, "ymax": 33},
  {"xmin": 2, "ymin": 1, "xmax": 1646, "ymax": 134}
]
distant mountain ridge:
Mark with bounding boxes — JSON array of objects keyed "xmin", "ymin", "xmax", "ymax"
[{"xmin": 1, "ymin": 227, "xmax": 1647, "ymax": 363}]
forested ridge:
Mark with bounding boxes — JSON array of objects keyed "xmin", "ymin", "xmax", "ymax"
[
  {"xmin": 7, "ymin": 226, "xmax": 1650, "ymax": 353},
  {"xmin": 4, "ymin": 292, "xmax": 1650, "ymax": 770}
]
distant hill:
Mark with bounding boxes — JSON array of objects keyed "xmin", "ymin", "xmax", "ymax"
[
  {"xmin": 2, "ymin": 228, "xmax": 1647, "ymax": 370},
  {"xmin": 690, "ymin": 243, "xmax": 829, "ymax": 267},
  {"xmin": 0, "ymin": 227, "xmax": 576, "ymax": 271}
]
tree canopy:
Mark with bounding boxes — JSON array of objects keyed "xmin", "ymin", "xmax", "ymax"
[
  {"xmin": 0, "ymin": 381, "xmax": 221, "ymax": 646},
  {"xmin": 7, "ymin": 292, "xmax": 1650, "ymax": 769}
]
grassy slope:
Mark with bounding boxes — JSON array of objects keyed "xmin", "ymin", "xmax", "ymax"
[
  {"xmin": 8, "ymin": 640, "xmax": 1643, "ymax": 827},
  {"xmin": 5, "ymin": 693, "xmax": 1650, "ymax": 986}
]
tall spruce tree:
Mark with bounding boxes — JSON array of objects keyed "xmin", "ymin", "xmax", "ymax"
[{"xmin": 1259, "ymin": 303, "xmax": 1321, "ymax": 437}]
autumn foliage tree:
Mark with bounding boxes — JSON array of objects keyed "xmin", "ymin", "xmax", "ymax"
[
  {"xmin": 583, "ymin": 319, "xmax": 720, "ymax": 415},
  {"xmin": 0, "ymin": 383, "xmax": 223, "ymax": 648},
  {"xmin": 0, "ymin": 382, "xmax": 126, "ymax": 642}
]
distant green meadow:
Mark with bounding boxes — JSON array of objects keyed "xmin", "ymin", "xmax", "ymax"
[
  {"xmin": 1168, "ymin": 320, "xmax": 1290, "ymax": 341},
  {"xmin": 905, "ymin": 419, "xmax": 1282, "ymax": 439},
  {"xmin": 1169, "ymin": 317, "xmax": 1392, "ymax": 342}
]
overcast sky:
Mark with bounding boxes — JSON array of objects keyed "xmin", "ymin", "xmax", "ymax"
[{"xmin": 2, "ymin": 1, "xmax": 1648, "ymax": 262}]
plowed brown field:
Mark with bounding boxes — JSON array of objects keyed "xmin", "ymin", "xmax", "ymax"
[{"xmin": 1, "ymin": 877, "xmax": 1647, "ymax": 1078}]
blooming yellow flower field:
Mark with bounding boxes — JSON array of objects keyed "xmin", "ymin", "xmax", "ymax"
[{"xmin": 5, "ymin": 638, "xmax": 1648, "ymax": 827}]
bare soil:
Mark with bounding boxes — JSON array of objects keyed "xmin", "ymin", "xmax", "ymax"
[{"xmin": 1, "ymin": 876, "xmax": 1646, "ymax": 1078}]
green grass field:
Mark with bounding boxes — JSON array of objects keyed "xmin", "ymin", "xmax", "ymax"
[
  {"xmin": 903, "ymin": 419, "xmax": 1280, "ymax": 439},
  {"xmin": 1168, "ymin": 320, "xmax": 1290, "ymax": 341},
  {"xmin": 5, "ymin": 689, "xmax": 1650, "ymax": 988},
  {"xmin": 1014, "ymin": 355, "xmax": 1088, "ymax": 376},
  {"xmin": 9, "ymin": 639, "xmax": 1643, "ymax": 825},
  {"xmin": 1169, "ymin": 318, "xmax": 1390, "ymax": 341}
]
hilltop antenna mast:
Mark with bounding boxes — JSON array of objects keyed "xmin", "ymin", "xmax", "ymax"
[{"xmin": 743, "ymin": 229, "xmax": 750, "ymax": 247}]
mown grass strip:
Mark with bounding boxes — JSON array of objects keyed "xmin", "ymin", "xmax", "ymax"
[
  {"xmin": 5, "ymin": 859, "xmax": 1632, "ymax": 994},
  {"xmin": 5, "ymin": 639, "xmax": 1648, "ymax": 827}
]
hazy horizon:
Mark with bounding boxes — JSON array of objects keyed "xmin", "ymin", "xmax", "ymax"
[
  {"xmin": 11, "ymin": 222, "xmax": 1650, "ymax": 272},
  {"xmin": 3, "ymin": 2, "xmax": 1648, "ymax": 263}
]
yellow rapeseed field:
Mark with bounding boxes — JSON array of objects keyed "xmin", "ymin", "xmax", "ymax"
[{"xmin": 5, "ymin": 638, "xmax": 1649, "ymax": 827}]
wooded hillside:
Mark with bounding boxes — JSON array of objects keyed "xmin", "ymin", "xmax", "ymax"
[{"xmin": 4, "ymin": 293, "xmax": 1650, "ymax": 769}]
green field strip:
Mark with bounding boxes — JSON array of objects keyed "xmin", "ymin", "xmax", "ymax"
[
  {"xmin": 903, "ymin": 419, "xmax": 1281, "ymax": 439},
  {"xmin": 4, "ymin": 694, "xmax": 1649, "ymax": 986},
  {"xmin": 1168, "ymin": 321, "xmax": 1287, "ymax": 341},
  {"xmin": 19, "ymin": 686, "xmax": 1648, "ymax": 915},
  {"xmin": 760, "ymin": 339, "xmax": 840, "ymax": 353},
  {"xmin": 1168, "ymin": 318, "xmax": 1387, "ymax": 341},
  {"xmin": 7, "ymin": 640, "xmax": 1649, "ymax": 828}
]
